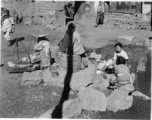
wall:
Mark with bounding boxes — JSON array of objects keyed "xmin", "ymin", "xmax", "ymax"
[{"xmin": 1, "ymin": 0, "xmax": 66, "ymax": 26}]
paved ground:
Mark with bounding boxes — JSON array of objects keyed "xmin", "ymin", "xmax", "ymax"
[{"xmin": 0, "ymin": 23, "xmax": 151, "ymax": 118}]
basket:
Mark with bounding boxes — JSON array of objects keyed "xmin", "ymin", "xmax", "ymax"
[{"xmin": 7, "ymin": 63, "xmax": 40, "ymax": 73}]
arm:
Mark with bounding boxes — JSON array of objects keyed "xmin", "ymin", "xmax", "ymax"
[
  {"xmin": 124, "ymin": 52, "xmax": 129, "ymax": 66},
  {"xmin": 1, "ymin": 19, "xmax": 9, "ymax": 32},
  {"xmin": 102, "ymin": 4, "xmax": 104, "ymax": 13},
  {"xmin": 58, "ymin": 38, "xmax": 64, "ymax": 46}
]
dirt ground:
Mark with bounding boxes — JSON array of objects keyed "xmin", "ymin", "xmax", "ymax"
[{"xmin": 0, "ymin": 23, "xmax": 151, "ymax": 118}]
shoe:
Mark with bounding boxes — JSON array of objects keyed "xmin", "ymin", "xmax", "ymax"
[{"xmin": 94, "ymin": 25, "xmax": 98, "ymax": 27}]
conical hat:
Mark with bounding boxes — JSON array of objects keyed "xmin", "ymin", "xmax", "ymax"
[{"xmin": 32, "ymin": 27, "xmax": 51, "ymax": 37}]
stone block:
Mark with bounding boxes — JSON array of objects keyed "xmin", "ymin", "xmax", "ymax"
[
  {"xmin": 117, "ymin": 35, "xmax": 135, "ymax": 45},
  {"xmin": 78, "ymin": 87, "xmax": 107, "ymax": 111},
  {"xmin": 144, "ymin": 38, "xmax": 152, "ymax": 47}
]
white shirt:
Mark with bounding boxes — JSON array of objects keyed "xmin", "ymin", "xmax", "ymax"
[
  {"xmin": 34, "ymin": 40, "xmax": 51, "ymax": 56},
  {"xmin": 2, "ymin": 17, "xmax": 14, "ymax": 33},
  {"xmin": 113, "ymin": 49, "xmax": 129, "ymax": 60},
  {"xmin": 73, "ymin": 31, "xmax": 85, "ymax": 55}
]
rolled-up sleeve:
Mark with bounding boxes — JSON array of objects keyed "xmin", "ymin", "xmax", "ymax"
[
  {"xmin": 113, "ymin": 53, "xmax": 117, "ymax": 60},
  {"xmin": 124, "ymin": 53, "xmax": 129, "ymax": 60}
]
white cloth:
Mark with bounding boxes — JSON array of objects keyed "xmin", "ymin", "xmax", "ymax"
[
  {"xmin": 97, "ymin": 4, "xmax": 104, "ymax": 13},
  {"xmin": 105, "ymin": 59, "xmax": 113, "ymax": 66},
  {"xmin": 2, "ymin": 17, "xmax": 14, "ymax": 41},
  {"xmin": 113, "ymin": 49, "xmax": 129, "ymax": 61},
  {"xmin": 73, "ymin": 31, "xmax": 85, "ymax": 55},
  {"xmin": 4, "ymin": 31, "xmax": 11, "ymax": 41},
  {"xmin": 34, "ymin": 40, "xmax": 50, "ymax": 56},
  {"xmin": 33, "ymin": 40, "xmax": 51, "ymax": 68},
  {"xmin": 2, "ymin": 17, "xmax": 14, "ymax": 33}
]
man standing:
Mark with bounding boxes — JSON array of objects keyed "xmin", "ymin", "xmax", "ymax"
[
  {"xmin": 12, "ymin": 9, "xmax": 17, "ymax": 24},
  {"xmin": 95, "ymin": 1, "xmax": 104, "ymax": 27},
  {"xmin": 1, "ymin": 10, "xmax": 15, "ymax": 47}
]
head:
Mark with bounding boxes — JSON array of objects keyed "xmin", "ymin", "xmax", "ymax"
[
  {"xmin": 116, "ymin": 56, "xmax": 126, "ymax": 65},
  {"xmin": 37, "ymin": 36, "xmax": 47, "ymax": 43},
  {"xmin": 1, "ymin": 7, "xmax": 4, "ymax": 12},
  {"xmin": 99, "ymin": 1, "xmax": 101, "ymax": 5},
  {"xmin": 115, "ymin": 42, "xmax": 123, "ymax": 53},
  {"xmin": 68, "ymin": 22, "xmax": 76, "ymax": 32},
  {"xmin": 4, "ymin": 10, "xmax": 10, "ymax": 16}
]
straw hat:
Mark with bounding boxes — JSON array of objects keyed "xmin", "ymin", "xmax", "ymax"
[{"xmin": 31, "ymin": 27, "xmax": 51, "ymax": 37}]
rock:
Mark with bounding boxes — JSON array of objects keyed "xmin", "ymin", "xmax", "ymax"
[
  {"xmin": 133, "ymin": 91, "xmax": 150, "ymax": 100},
  {"xmin": 88, "ymin": 82, "xmax": 112, "ymax": 97},
  {"xmin": 24, "ymin": 19, "xmax": 32, "ymax": 25},
  {"xmin": 62, "ymin": 98, "xmax": 82, "ymax": 118},
  {"xmin": 70, "ymin": 64, "xmax": 95, "ymax": 91},
  {"xmin": 52, "ymin": 71, "xmax": 59, "ymax": 78},
  {"xmin": 43, "ymin": 68, "xmax": 54, "ymax": 83},
  {"xmin": 21, "ymin": 70, "xmax": 43, "ymax": 86},
  {"xmin": 117, "ymin": 35, "xmax": 135, "ymax": 45},
  {"xmin": 39, "ymin": 107, "xmax": 55, "ymax": 118},
  {"xmin": 144, "ymin": 38, "xmax": 152, "ymax": 47},
  {"xmin": 137, "ymin": 62, "xmax": 146, "ymax": 72},
  {"xmin": 139, "ymin": 56, "xmax": 147, "ymax": 65},
  {"xmin": 45, "ymin": 24, "xmax": 56, "ymax": 30},
  {"xmin": 135, "ymin": 41, "xmax": 144, "ymax": 46},
  {"xmin": 78, "ymin": 87, "xmax": 107, "ymax": 111},
  {"xmin": 107, "ymin": 85, "xmax": 134, "ymax": 112},
  {"xmin": 92, "ymin": 70, "xmax": 109, "ymax": 87},
  {"xmin": 148, "ymin": 47, "xmax": 152, "ymax": 57}
]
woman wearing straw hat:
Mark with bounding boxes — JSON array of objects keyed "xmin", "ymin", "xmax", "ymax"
[{"xmin": 30, "ymin": 27, "xmax": 51, "ymax": 69}]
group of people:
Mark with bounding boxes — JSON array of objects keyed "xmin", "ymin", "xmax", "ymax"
[
  {"xmin": 20, "ymin": 22, "xmax": 87, "ymax": 70},
  {"xmin": 12, "ymin": 9, "xmax": 23, "ymax": 24},
  {"xmin": 92, "ymin": 42, "xmax": 135, "ymax": 95}
]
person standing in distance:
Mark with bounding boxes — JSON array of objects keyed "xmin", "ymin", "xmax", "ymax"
[
  {"xmin": 95, "ymin": 1, "xmax": 104, "ymax": 27},
  {"xmin": 1, "ymin": 10, "xmax": 15, "ymax": 47}
]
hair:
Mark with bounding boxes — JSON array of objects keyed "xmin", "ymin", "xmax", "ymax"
[
  {"xmin": 37, "ymin": 36, "xmax": 48, "ymax": 43},
  {"xmin": 4, "ymin": 10, "xmax": 10, "ymax": 16},
  {"xmin": 68, "ymin": 22, "xmax": 76, "ymax": 31},
  {"xmin": 115, "ymin": 42, "xmax": 123, "ymax": 48},
  {"xmin": 116, "ymin": 56, "xmax": 126, "ymax": 65},
  {"xmin": 1, "ymin": 7, "xmax": 4, "ymax": 11}
]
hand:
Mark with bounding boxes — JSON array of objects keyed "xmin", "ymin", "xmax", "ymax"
[{"xmin": 128, "ymin": 65, "xmax": 131, "ymax": 68}]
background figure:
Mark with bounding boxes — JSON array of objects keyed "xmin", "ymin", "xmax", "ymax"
[
  {"xmin": 1, "ymin": 7, "xmax": 6, "ymax": 25},
  {"xmin": 16, "ymin": 13, "xmax": 19, "ymax": 24},
  {"xmin": 1, "ymin": 10, "xmax": 15, "ymax": 47},
  {"xmin": 12, "ymin": 9, "xmax": 17, "ymax": 24},
  {"xmin": 18, "ymin": 13, "xmax": 23, "ymax": 23},
  {"xmin": 95, "ymin": 1, "xmax": 104, "ymax": 27}
]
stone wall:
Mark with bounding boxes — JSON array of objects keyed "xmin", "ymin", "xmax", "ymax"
[
  {"xmin": 104, "ymin": 13, "xmax": 151, "ymax": 31},
  {"xmin": 2, "ymin": 0, "xmax": 67, "ymax": 26}
]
